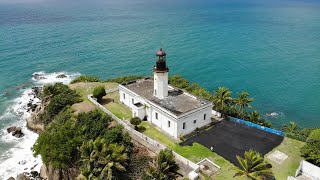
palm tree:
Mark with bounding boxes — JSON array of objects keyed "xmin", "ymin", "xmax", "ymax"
[
  {"xmin": 142, "ymin": 149, "xmax": 180, "ymax": 180},
  {"xmin": 233, "ymin": 91, "xmax": 254, "ymax": 118},
  {"xmin": 282, "ymin": 121, "xmax": 298, "ymax": 133},
  {"xmin": 80, "ymin": 137, "xmax": 128, "ymax": 180},
  {"xmin": 234, "ymin": 150, "xmax": 273, "ymax": 180},
  {"xmin": 249, "ymin": 111, "xmax": 261, "ymax": 123},
  {"xmin": 212, "ymin": 87, "xmax": 233, "ymax": 114}
]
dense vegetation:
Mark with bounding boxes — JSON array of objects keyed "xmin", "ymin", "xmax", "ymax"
[
  {"xmin": 169, "ymin": 75, "xmax": 271, "ymax": 127},
  {"xmin": 234, "ymin": 150, "xmax": 273, "ymax": 179},
  {"xmin": 33, "ymin": 83, "xmax": 135, "ymax": 179},
  {"xmin": 40, "ymin": 83, "xmax": 82, "ymax": 125},
  {"xmin": 70, "ymin": 75, "xmax": 101, "ymax": 84},
  {"xmin": 93, "ymin": 86, "xmax": 106, "ymax": 103},
  {"xmin": 106, "ymin": 75, "xmax": 145, "ymax": 84},
  {"xmin": 130, "ymin": 117, "xmax": 142, "ymax": 130},
  {"xmin": 301, "ymin": 129, "xmax": 320, "ymax": 166},
  {"xmin": 142, "ymin": 149, "xmax": 180, "ymax": 180}
]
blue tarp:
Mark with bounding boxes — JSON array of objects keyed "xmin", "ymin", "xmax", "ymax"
[{"xmin": 231, "ymin": 118, "xmax": 284, "ymax": 136}]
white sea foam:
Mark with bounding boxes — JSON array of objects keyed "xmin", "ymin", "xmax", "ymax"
[{"xmin": 0, "ymin": 71, "xmax": 80, "ymax": 179}]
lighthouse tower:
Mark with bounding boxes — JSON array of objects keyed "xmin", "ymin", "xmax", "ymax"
[{"xmin": 153, "ymin": 48, "xmax": 169, "ymax": 99}]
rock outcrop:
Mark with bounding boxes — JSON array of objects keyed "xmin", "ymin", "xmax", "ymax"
[
  {"xmin": 40, "ymin": 165, "xmax": 80, "ymax": 180},
  {"xmin": 7, "ymin": 126, "xmax": 24, "ymax": 138},
  {"xmin": 56, "ymin": 74, "xmax": 67, "ymax": 78}
]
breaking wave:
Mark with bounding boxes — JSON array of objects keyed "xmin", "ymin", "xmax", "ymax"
[{"xmin": 0, "ymin": 71, "xmax": 80, "ymax": 179}]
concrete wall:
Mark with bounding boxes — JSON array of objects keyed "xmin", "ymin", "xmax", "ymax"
[
  {"xmin": 149, "ymin": 105, "xmax": 177, "ymax": 138},
  {"xmin": 296, "ymin": 160, "xmax": 320, "ymax": 179},
  {"xmin": 154, "ymin": 72, "xmax": 168, "ymax": 99},
  {"xmin": 177, "ymin": 105, "xmax": 212, "ymax": 137}
]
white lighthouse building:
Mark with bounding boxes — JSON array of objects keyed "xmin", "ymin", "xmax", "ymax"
[{"xmin": 119, "ymin": 49, "xmax": 213, "ymax": 139}]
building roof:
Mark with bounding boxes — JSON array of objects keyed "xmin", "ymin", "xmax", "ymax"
[{"xmin": 122, "ymin": 79, "xmax": 211, "ymax": 116}]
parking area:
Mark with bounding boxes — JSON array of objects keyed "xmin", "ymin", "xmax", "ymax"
[{"xmin": 180, "ymin": 120, "xmax": 284, "ymax": 167}]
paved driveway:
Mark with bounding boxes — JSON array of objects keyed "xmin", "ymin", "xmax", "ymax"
[{"xmin": 180, "ymin": 120, "xmax": 284, "ymax": 167}]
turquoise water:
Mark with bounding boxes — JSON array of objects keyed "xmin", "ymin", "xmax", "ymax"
[
  {"xmin": 0, "ymin": 0, "xmax": 320, "ymax": 128},
  {"xmin": 0, "ymin": 0, "xmax": 319, "ymax": 177}
]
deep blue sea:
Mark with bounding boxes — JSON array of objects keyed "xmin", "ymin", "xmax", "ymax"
[{"xmin": 0, "ymin": 0, "xmax": 319, "ymax": 177}]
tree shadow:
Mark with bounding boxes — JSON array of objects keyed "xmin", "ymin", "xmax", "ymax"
[
  {"xmin": 100, "ymin": 98, "xmax": 113, "ymax": 105},
  {"xmin": 137, "ymin": 126, "xmax": 146, "ymax": 133}
]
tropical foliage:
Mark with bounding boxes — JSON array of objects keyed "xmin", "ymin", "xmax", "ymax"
[
  {"xmin": 80, "ymin": 137, "xmax": 129, "ymax": 179},
  {"xmin": 70, "ymin": 75, "xmax": 101, "ymax": 84},
  {"xmin": 40, "ymin": 83, "xmax": 81, "ymax": 125},
  {"xmin": 301, "ymin": 129, "xmax": 320, "ymax": 166},
  {"xmin": 106, "ymin": 76, "xmax": 145, "ymax": 84},
  {"xmin": 33, "ymin": 106, "xmax": 133, "ymax": 175},
  {"xmin": 282, "ymin": 122, "xmax": 298, "ymax": 134},
  {"xmin": 212, "ymin": 87, "xmax": 233, "ymax": 114},
  {"xmin": 93, "ymin": 86, "xmax": 106, "ymax": 103},
  {"xmin": 130, "ymin": 117, "xmax": 142, "ymax": 130},
  {"xmin": 233, "ymin": 91, "xmax": 254, "ymax": 118},
  {"xmin": 234, "ymin": 150, "xmax": 273, "ymax": 180},
  {"xmin": 142, "ymin": 149, "xmax": 180, "ymax": 180},
  {"xmin": 168, "ymin": 75, "xmax": 190, "ymax": 89}
]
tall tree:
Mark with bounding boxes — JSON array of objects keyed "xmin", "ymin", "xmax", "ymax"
[
  {"xmin": 234, "ymin": 150, "xmax": 273, "ymax": 180},
  {"xmin": 282, "ymin": 121, "xmax": 298, "ymax": 134},
  {"xmin": 80, "ymin": 137, "xmax": 129, "ymax": 180},
  {"xmin": 233, "ymin": 91, "xmax": 254, "ymax": 118},
  {"xmin": 249, "ymin": 111, "xmax": 261, "ymax": 123},
  {"xmin": 142, "ymin": 149, "xmax": 180, "ymax": 180},
  {"xmin": 212, "ymin": 87, "xmax": 233, "ymax": 114}
]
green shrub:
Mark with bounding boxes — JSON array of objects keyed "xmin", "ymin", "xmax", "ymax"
[
  {"xmin": 130, "ymin": 117, "xmax": 142, "ymax": 130},
  {"xmin": 93, "ymin": 86, "xmax": 106, "ymax": 103},
  {"xmin": 106, "ymin": 76, "xmax": 145, "ymax": 84},
  {"xmin": 40, "ymin": 83, "xmax": 81, "ymax": 125},
  {"xmin": 301, "ymin": 129, "xmax": 320, "ymax": 166},
  {"xmin": 70, "ymin": 75, "xmax": 101, "ymax": 84},
  {"xmin": 169, "ymin": 75, "xmax": 190, "ymax": 89}
]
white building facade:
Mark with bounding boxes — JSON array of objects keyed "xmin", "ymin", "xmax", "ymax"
[{"xmin": 119, "ymin": 49, "xmax": 213, "ymax": 139}]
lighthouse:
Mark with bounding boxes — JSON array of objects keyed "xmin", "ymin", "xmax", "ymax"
[{"xmin": 153, "ymin": 48, "xmax": 169, "ymax": 99}]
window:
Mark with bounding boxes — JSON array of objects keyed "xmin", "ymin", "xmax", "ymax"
[
  {"xmin": 193, "ymin": 120, "xmax": 197, "ymax": 124},
  {"xmin": 134, "ymin": 112, "xmax": 136, "ymax": 116},
  {"xmin": 168, "ymin": 121, "xmax": 170, "ymax": 127},
  {"xmin": 204, "ymin": 114, "xmax": 206, "ymax": 120},
  {"xmin": 155, "ymin": 89, "xmax": 157, "ymax": 95},
  {"xmin": 183, "ymin": 122, "xmax": 186, "ymax": 129},
  {"xmin": 155, "ymin": 112, "xmax": 158, "ymax": 120},
  {"xmin": 132, "ymin": 98, "xmax": 134, "ymax": 104},
  {"xmin": 123, "ymin": 93, "xmax": 125, "ymax": 99}
]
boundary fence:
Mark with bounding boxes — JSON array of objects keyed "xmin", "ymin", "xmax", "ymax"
[
  {"xmin": 231, "ymin": 118, "xmax": 284, "ymax": 136},
  {"xmin": 88, "ymin": 95, "xmax": 200, "ymax": 173}
]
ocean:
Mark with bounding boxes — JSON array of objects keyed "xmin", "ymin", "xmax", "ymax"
[{"xmin": 0, "ymin": 0, "xmax": 319, "ymax": 178}]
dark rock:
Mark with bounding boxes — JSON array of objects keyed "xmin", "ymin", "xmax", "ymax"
[
  {"xmin": 33, "ymin": 74, "xmax": 46, "ymax": 80},
  {"xmin": 7, "ymin": 177, "xmax": 15, "ymax": 180},
  {"xmin": 56, "ymin": 74, "xmax": 67, "ymax": 78},
  {"xmin": 16, "ymin": 173, "xmax": 30, "ymax": 180},
  {"xmin": 31, "ymin": 104, "xmax": 38, "ymax": 112},
  {"xmin": 18, "ymin": 160, "xmax": 27, "ymax": 165},
  {"xmin": 31, "ymin": 87, "xmax": 42, "ymax": 99},
  {"xmin": 12, "ymin": 127, "xmax": 24, "ymax": 138},
  {"xmin": 30, "ymin": 171, "xmax": 39, "ymax": 177},
  {"xmin": 7, "ymin": 126, "xmax": 17, "ymax": 133}
]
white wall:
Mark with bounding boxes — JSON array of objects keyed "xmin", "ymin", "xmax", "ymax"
[
  {"xmin": 149, "ymin": 105, "xmax": 177, "ymax": 138},
  {"xmin": 154, "ymin": 72, "xmax": 168, "ymax": 99},
  {"xmin": 177, "ymin": 105, "xmax": 212, "ymax": 137},
  {"xmin": 297, "ymin": 160, "xmax": 320, "ymax": 179},
  {"xmin": 120, "ymin": 85, "xmax": 214, "ymax": 139}
]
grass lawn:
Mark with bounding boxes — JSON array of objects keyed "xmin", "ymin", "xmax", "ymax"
[
  {"xmin": 265, "ymin": 137, "xmax": 305, "ymax": 180},
  {"xmin": 101, "ymin": 91, "xmax": 132, "ymax": 120},
  {"xmin": 139, "ymin": 122, "xmax": 239, "ymax": 180},
  {"xmin": 69, "ymin": 82, "xmax": 120, "ymax": 114}
]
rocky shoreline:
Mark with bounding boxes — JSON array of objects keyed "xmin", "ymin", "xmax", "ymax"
[{"xmin": 6, "ymin": 74, "xmax": 69, "ymax": 180}]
